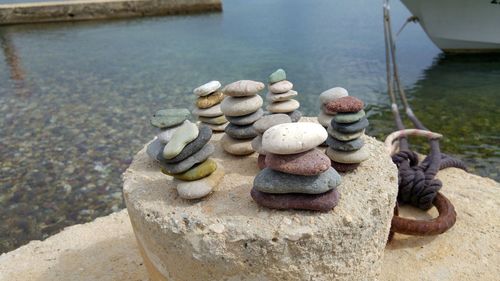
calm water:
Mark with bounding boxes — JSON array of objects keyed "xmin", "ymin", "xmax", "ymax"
[{"xmin": 0, "ymin": 0, "xmax": 498, "ymax": 253}]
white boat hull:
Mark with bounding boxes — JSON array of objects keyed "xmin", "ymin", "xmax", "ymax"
[{"xmin": 400, "ymin": 0, "xmax": 500, "ymax": 53}]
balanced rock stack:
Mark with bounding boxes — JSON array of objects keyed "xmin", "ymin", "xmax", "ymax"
[
  {"xmin": 192, "ymin": 81, "xmax": 228, "ymax": 132},
  {"xmin": 251, "ymin": 114, "xmax": 292, "ymax": 170},
  {"xmin": 266, "ymin": 69, "xmax": 302, "ymax": 122},
  {"xmin": 251, "ymin": 123, "xmax": 342, "ymax": 212},
  {"xmin": 325, "ymin": 96, "xmax": 370, "ymax": 172},
  {"xmin": 147, "ymin": 111, "xmax": 223, "ymax": 200},
  {"xmin": 317, "ymin": 87, "xmax": 349, "ymax": 128},
  {"xmin": 220, "ymin": 80, "xmax": 265, "ymax": 156}
]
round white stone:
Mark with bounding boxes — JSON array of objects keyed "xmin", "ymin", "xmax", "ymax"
[
  {"xmin": 192, "ymin": 104, "xmax": 223, "ymax": 117},
  {"xmin": 266, "ymin": 99, "xmax": 300, "ymax": 113},
  {"xmin": 220, "ymin": 95, "xmax": 263, "ymax": 117},
  {"xmin": 262, "ymin": 122, "xmax": 328, "ymax": 154},
  {"xmin": 319, "ymin": 87, "xmax": 348, "ymax": 105},
  {"xmin": 194, "ymin": 81, "xmax": 222, "ymax": 97}
]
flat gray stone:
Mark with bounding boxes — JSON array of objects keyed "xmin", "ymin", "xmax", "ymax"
[
  {"xmin": 253, "ymin": 114, "xmax": 291, "ymax": 134},
  {"xmin": 226, "ymin": 108, "xmax": 264, "ymax": 126},
  {"xmin": 253, "ymin": 167, "xmax": 341, "ymax": 194},
  {"xmin": 328, "ymin": 126, "xmax": 365, "ymax": 141},
  {"xmin": 160, "ymin": 144, "xmax": 214, "ymax": 174},
  {"xmin": 225, "ymin": 123, "xmax": 258, "ymax": 139},
  {"xmin": 326, "ymin": 136, "xmax": 364, "ymax": 151},
  {"xmin": 222, "ymin": 80, "xmax": 265, "ymax": 97},
  {"xmin": 221, "ymin": 95, "xmax": 263, "ymax": 117},
  {"xmin": 267, "ymin": 99, "xmax": 300, "ymax": 113},
  {"xmin": 266, "ymin": 90, "xmax": 298, "ymax": 102},
  {"xmin": 268, "ymin": 80, "xmax": 293, "ymax": 94},
  {"xmin": 331, "ymin": 117, "xmax": 369, "ymax": 134},
  {"xmin": 150, "ymin": 108, "xmax": 190, "ymax": 129},
  {"xmin": 333, "ymin": 110, "xmax": 366, "ymax": 124},
  {"xmin": 159, "ymin": 125, "xmax": 212, "ymax": 164}
]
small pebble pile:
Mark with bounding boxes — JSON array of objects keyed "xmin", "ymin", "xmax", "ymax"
[
  {"xmin": 251, "ymin": 114, "xmax": 292, "ymax": 170},
  {"xmin": 325, "ymin": 96, "xmax": 370, "ymax": 172},
  {"xmin": 146, "ymin": 109, "xmax": 223, "ymax": 200},
  {"xmin": 266, "ymin": 69, "xmax": 302, "ymax": 122},
  {"xmin": 220, "ymin": 80, "xmax": 265, "ymax": 156},
  {"xmin": 192, "ymin": 81, "xmax": 228, "ymax": 132},
  {"xmin": 251, "ymin": 123, "xmax": 342, "ymax": 212},
  {"xmin": 317, "ymin": 87, "xmax": 349, "ymax": 128}
]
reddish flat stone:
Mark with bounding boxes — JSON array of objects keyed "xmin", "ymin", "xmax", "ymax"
[
  {"xmin": 325, "ymin": 96, "xmax": 364, "ymax": 113},
  {"xmin": 257, "ymin": 154, "xmax": 267, "ymax": 170},
  {"xmin": 251, "ymin": 187, "xmax": 339, "ymax": 212},
  {"xmin": 265, "ymin": 149, "xmax": 330, "ymax": 176},
  {"xmin": 331, "ymin": 160, "xmax": 360, "ymax": 172}
]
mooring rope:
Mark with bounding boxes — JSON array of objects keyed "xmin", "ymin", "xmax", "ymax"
[{"xmin": 382, "ymin": 1, "xmax": 466, "ymax": 237}]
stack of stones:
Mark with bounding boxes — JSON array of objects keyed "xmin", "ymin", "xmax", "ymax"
[
  {"xmin": 251, "ymin": 114, "xmax": 292, "ymax": 170},
  {"xmin": 146, "ymin": 110, "xmax": 223, "ymax": 200},
  {"xmin": 325, "ymin": 96, "xmax": 369, "ymax": 172},
  {"xmin": 220, "ymin": 80, "xmax": 265, "ymax": 156},
  {"xmin": 317, "ymin": 87, "xmax": 349, "ymax": 128},
  {"xmin": 251, "ymin": 123, "xmax": 342, "ymax": 212},
  {"xmin": 192, "ymin": 81, "xmax": 228, "ymax": 132},
  {"xmin": 266, "ymin": 69, "xmax": 302, "ymax": 122}
]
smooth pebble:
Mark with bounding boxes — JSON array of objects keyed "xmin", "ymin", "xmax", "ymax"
[
  {"xmin": 160, "ymin": 125, "xmax": 212, "ymax": 163},
  {"xmin": 162, "ymin": 159, "xmax": 217, "ymax": 181},
  {"xmin": 262, "ymin": 122, "xmax": 327, "ymax": 154},
  {"xmin": 253, "ymin": 114, "xmax": 291, "ymax": 134},
  {"xmin": 251, "ymin": 188, "xmax": 339, "ymax": 212},
  {"xmin": 192, "ymin": 104, "xmax": 223, "ymax": 117},
  {"xmin": 223, "ymin": 80, "xmax": 265, "ymax": 97},
  {"xmin": 269, "ymin": 69, "xmax": 286, "ymax": 84},
  {"xmin": 221, "ymin": 134, "xmax": 255, "ymax": 155},
  {"xmin": 150, "ymin": 108, "xmax": 190, "ymax": 129},
  {"xmin": 176, "ymin": 168, "xmax": 225, "ymax": 199},
  {"xmin": 221, "ymin": 95, "xmax": 263, "ymax": 117},
  {"xmin": 160, "ymin": 144, "xmax": 214, "ymax": 174},
  {"xmin": 225, "ymin": 123, "xmax": 258, "ymax": 139},
  {"xmin": 334, "ymin": 110, "xmax": 366, "ymax": 124},
  {"xmin": 267, "ymin": 99, "xmax": 300, "ymax": 113},
  {"xmin": 326, "ymin": 146, "xmax": 370, "ymax": 164},
  {"xmin": 265, "ymin": 149, "xmax": 330, "ymax": 176},
  {"xmin": 198, "ymin": 115, "xmax": 228, "ymax": 125},
  {"xmin": 319, "ymin": 87, "xmax": 348, "ymax": 105},
  {"xmin": 194, "ymin": 81, "xmax": 221, "ymax": 97},
  {"xmin": 266, "ymin": 90, "xmax": 298, "ymax": 102},
  {"xmin": 328, "ymin": 126, "xmax": 365, "ymax": 141},
  {"xmin": 226, "ymin": 108, "xmax": 264, "ymax": 126},
  {"xmin": 269, "ymin": 80, "xmax": 293, "ymax": 93},
  {"xmin": 196, "ymin": 91, "xmax": 224, "ymax": 109},
  {"xmin": 163, "ymin": 121, "xmax": 199, "ymax": 159}
]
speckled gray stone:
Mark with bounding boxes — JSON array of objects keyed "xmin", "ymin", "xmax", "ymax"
[
  {"xmin": 150, "ymin": 108, "xmax": 190, "ymax": 129},
  {"xmin": 158, "ymin": 125, "xmax": 212, "ymax": 164},
  {"xmin": 253, "ymin": 167, "xmax": 341, "ymax": 194},
  {"xmin": 253, "ymin": 114, "xmax": 291, "ymax": 134},
  {"xmin": 226, "ymin": 108, "xmax": 264, "ymax": 126},
  {"xmin": 225, "ymin": 123, "xmax": 258, "ymax": 139},
  {"xmin": 331, "ymin": 117, "xmax": 369, "ymax": 134},
  {"xmin": 326, "ymin": 136, "xmax": 364, "ymax": 151},
  {"xmin": 160, "ymin": 144, "xmax": 214, "ymax": 174}
]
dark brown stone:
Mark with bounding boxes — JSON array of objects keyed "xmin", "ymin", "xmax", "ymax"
[
  {"xmin": 257, "ymin": 154, "xmax": 267, "ymax": 170},
  {"xmin": 250, "ymin": 187, "xmax": 339, "ymax": 212},
  {"xmin": 265, "ymin": 149, "xmax": 330, "ymax": 176},
  {"xmin": 325, "ymin": 96, "xmax": 364, "ymax": 113},
  {"xmin": 331, "ymin": 160, "xmax": 360, "ymax": 172}
]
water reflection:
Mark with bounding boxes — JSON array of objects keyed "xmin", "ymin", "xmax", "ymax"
[{"xmin": 0, "ymin": 31, "xmax": 30, "ymax": 97}]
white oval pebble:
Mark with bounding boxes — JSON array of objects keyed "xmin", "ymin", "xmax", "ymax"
[
  {"xmin": 194, "ymin": 81, "xmax": 222, "ymax": 97},
  {"xmin": 262, "ymin": 122, "xmax": 328, "ymax": 154},
  {"xmin": 175, "ymin": 167, "xmax": 225, "ymax": 199},
  {"xmin": 319, "ymin": 87, "xmax": 348, "ymax": 105},
  {"xmin": 267, "ymin": 99, "xmax": 300, "ymax": 113},
  {"xmin": 220, "ymin": 95, "xmax": 263, "ymax": 117}
]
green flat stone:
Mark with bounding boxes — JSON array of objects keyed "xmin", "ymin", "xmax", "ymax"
[
  {"xmin": 162, "ymin": 159, "xmax": 217, "ymax": 181},
  {"xmin": 198, "ymin": 115, "xmax": 228, "ymax": 125},
  {"xmin": 334, "ymin": 110, "xmax": 366, "ymax": 124},
  {"xmin": 151, "ymin": 108, "xmax": 190, "ymax": 129},
  {"xmin": 269, "ymin": 69, "xmax": 286, "ymax": 84},
  {"xmin": 163, "ymin": 121, "xmax": 199, "ymax": 159}
]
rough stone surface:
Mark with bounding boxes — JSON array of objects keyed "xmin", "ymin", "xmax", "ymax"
[
  {"xmin": 220, "ymin": 134, "xmax": 255, "ymax": 155},
  {"xmin": 262, "ymin": 122, "xmax": 327, "ymax": 154},
  {"xmin": 325, "ymin": 96, "xmax": 364, "ymax": 113},
  {"xmin": 326, "ymin": 146, "xmax": 370, "ymax": 164},
  {"xmin": 269, "ymin": 68, "xmax": 286, "ymax": 83},
  {"xmin": 162, "ymin": 121, "xmax": 199, "ymax": 159},
  {"xmin": 319, "ymin": 87, "xmax": 349, "ymax": 105},
  {"xmin": 265, "ymin": 149, "xmax": 330, "ymax": 176},
  {"xmin": 224, "ymin": 123, "xmax": 258, "ymax": 139},
  {"xmin": 192, "ymin": 103, "xmax": 223, "ymax": 117},
  {"xmin": 268, "ymin": 80, "xmax": 293, "ymax": 93},
  {"xmin": 150, "ymin": 108, "xmax": 190, "ymax": 129},
  {"xmin": 326, "ymin": 136, "xmax": 364, "ymax": 152},
  {"xmin": 162, "ymin": 159, "xmax": 217, "ymax": 181},
  {"xmin": 160, "ymin": 143, "xmax": 214, "ymax": 174},
  {"xmin": 196, "ymin": 91, "xmax": 224, "ymax": 109},
  {"xmin": 253, "ymin": 113, "xmax": 291, "ymax": 134},
  {"xmin": 266, "ymin": 90, "xmax": 298, "ymax": 102},
  {"xmin": 253, "ymin": 167, "xmax": 341, "ymax": 194},
  {"xmin": 266, "ymin": 99, "xmax": 300, "ymax": 113},
  {"xmin": 194, "ymin": 80, "xmax": 221, "ymax": 97},
  {"xmin": 160, "ymin": 125, "xmax": 212, "ymax": 163},
  {"xmin": 328, "ymin": 126, "xmax": 365, "ymax": 141},
  {"xmin": 331, "ymin": 117, "xmax": 369, "ymax": 134},
  {"xmin": 225, "ymin": 108, "xmax": 264, "ymax": 126},
  {"xmin": 1, "ymin": 159, "xmax": 498, "ymax": 281},
  {"xmin": 175, "ymin": 167, "xmax": 225, "ymax": 200},
  {"xmin": 220, "ymin": 95, "xmax": 263, "ymax": 117},
  {"xmin": 198, "ymin": 115, "xmax": 227, "ymax": 125},
  {"xmin": 222, "ymin": 80, "xmax": 265, "ymax": 97},
  {"xmin": 251, "ymin": 188, "xmax": 339, "ymax": 212},
  {"xmin": 334, "ymin": 110, "xmax": 366, "ymax": 124}
]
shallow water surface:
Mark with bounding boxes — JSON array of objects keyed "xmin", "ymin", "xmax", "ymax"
[{"xmin": 0, "ymin": 0, "xmax": 498, "ymax": 252}]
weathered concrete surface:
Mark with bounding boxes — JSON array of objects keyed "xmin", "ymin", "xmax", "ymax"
[
  {"xmin": 0, "ymin": 163, "xmax": 498, "ymax": 280},
  {"xmin": 0, "ymin": 0, "xmax": 222, "ymax": 25},
  {"xmin": 122, "ymin": 117, "xmax": 399, "ymax": 281}
]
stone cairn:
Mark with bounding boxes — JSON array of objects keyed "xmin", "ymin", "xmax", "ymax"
[
  {"xmin": 251, "ymin": 122, "xmax": 342, "ymax": 212},
  {"xmin": 220, "ymin": 80, "xmax": 265, "ymax": 156},
  {"xmin": 317, "ymin": 87, "xmax": 349, "ymax": 128},
  {"xmin": 324, "ymin": 96, "xmax": 369, "ymax": 172},
  {"xmin": 266, "ymin": 69, "xmax": 302, "ymax": 122},
  {"xmin": 147, "ymin": 109, "xmax": 223, "ymax": 200},
  {"xmin": 251, "ymin": 114, "xmax": 292, "ymax": 170},
  {"xmin": 192, "ymin": 81, "xmax": 228, "ymax": 132}
]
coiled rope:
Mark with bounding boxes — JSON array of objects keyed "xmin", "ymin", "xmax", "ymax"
[{"xmin": 382, "ymin": 1, "xmax": 466, "ymax": 238}]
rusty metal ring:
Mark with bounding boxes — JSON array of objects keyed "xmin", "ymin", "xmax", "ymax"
[{"xmin": 389, "ymin": 192, "xmax": 456, "ymax": 239}]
